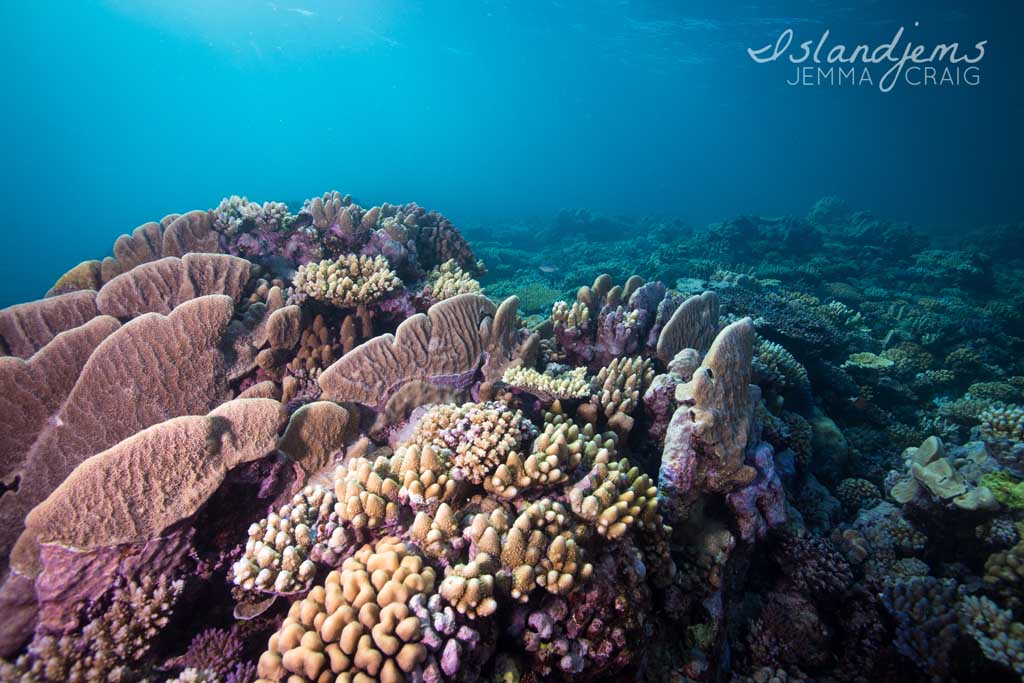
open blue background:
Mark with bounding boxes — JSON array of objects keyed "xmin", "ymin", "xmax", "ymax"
[{"xmin": 0, "ymin": 1, "xmax": 1019, "ymax": 305}]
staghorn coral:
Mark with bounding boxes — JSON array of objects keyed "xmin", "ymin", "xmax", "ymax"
[
  {"xmin": 233, "ymin": 486, "xmax": 335, "ymax": 595},
  {"xmin": 293, "ymin": 255, "xmax": 403, "ymax": 307}
]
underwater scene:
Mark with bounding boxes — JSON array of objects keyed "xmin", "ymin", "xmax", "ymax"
[{"xmin": 0, "ymin": 1, "xmax": 1022, "ymax": 682}]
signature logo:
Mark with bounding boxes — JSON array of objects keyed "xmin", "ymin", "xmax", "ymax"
[{"xmin": 748, "ymin": 23, "xmax": 986, "ymax": 92}]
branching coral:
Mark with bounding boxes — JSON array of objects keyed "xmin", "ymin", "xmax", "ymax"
[
  {"xmin": 502, "ymin": 365, "xmax": 591, "ymax": 400},
  {"xmin": 1, "ymin": 575, "xmax": 183, "ymax": 682},
  {"xmin": 411, "ymin": 401, "xmax": 536, "ymax": 485},
  {"xmin": 213, "ymin": 195, "xmax": 291, "ymax": 236},
  {"xmin": 879, "ymin": 577, "xmax": 961, "ymax": 680},
  {"xmin": 233, "ymin": 486, "xmax": 335, "ymax": 595},
  {"xmin": 981, "ymin": 405, "xmax": 1024, "ymax": 443},
  {"xmin": 422, "ymin": 259, "xmax": 481, "ymax": 301},
  {"xmin": 464, "ymin": 501, "xmax": 593, "ymax": 601},
  {"xmin": 568, "ymin": 458, "xmax": 664, "ymax": 540},
  {"xmin": 590, "ymin": 355, "xmax": 654, "ymax": 433},
  {"xmin": 961, "ymin": 594, "xmax": 1024, "ymax": 677},
  {"xmin": 293, "ymin": 255, "xmax": 403, "ymax": 307}
]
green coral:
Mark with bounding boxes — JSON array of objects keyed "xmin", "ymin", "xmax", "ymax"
[{"xmin": 981, "ymin": 471, "xmax": 1024, "ymax": 509}]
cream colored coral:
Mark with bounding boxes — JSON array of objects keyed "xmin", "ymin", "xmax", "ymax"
[
  {"xmin": 502, "ymin": 365, "xmax": 591, "ymax": 399},
  {"xmin": 389, "ymin": 443, "xmax": 459, "ymax": 510},
  {"xmin": 465, "ymin": 500, "xmax": 592, "ymax": 602},
  {"xmin": 334, "ymin": 455, "xmax": 401, "ymax": 529},
  {"xmin": 411, "ymin": 401, "xmax": 532, "ymax": 485},
  {"xmin": 257, "ymin": 537, "xmax": 435, "ymax": 683},
  {"xmin": 294, "ymin": 255, "xmax": 402, "ymax": 307},
  {"xmin": 544, "ymin": 404, "xmax": 618, "ymax": 467},
  {"xmin": 233, "ymin": 486, "xmax": 334, "ymax": 594},
  {"xmin": 424, "ymin": 259, "xmax": 480, "ymax": 300},
  {"xmin": 485, "ymin": 418, "xmax": 586, "ymax": 499},
  {"xmin": 592, "ymin": 356, "xmax": 654, "ymax": 418},
  {"xmin": 568, "ymin": 459, "xmax": 664, "ymax": 539},
  {"xmin": 409, "ymin": 502, "xmax": 461, "ymax": 560},
  {"xmin": 440, "ymin": 553, "xmax": 499, "ymax": 619},
  {"xmin": 551, "ymin": 300, "xmax": 589, "ymax": 327}
]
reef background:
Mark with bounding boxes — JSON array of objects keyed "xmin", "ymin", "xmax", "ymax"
[{"xmin": 1, "ymin": 0, "xmax": 1022, "ymax": 307}]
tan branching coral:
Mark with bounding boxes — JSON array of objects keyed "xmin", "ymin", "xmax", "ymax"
[
  {"xmin": 485, "ymin": 418, "xmax": 586, "ymax": 499},
  {"xmin": 233, "ymin": 486, "xmax": 335, "ymax": 594},
  {"xmin": 333, "ymin": 456, "xmax": 402, "ymax": 530},
  {"xmin": 568, "ymin": 459, "xmax": 664, "ymax": 540},
  {"xmin": 423, "ymin": 260, "xmax": 480, "ymax": 301},
  {"xmin": 294, "ymin": 255, "xmax": 402, "ymax": 307},
  {"xmin": 591, "ymin": 356, "xmax": 654, "ymax": 436},
  {"xmin": 390, "ymin": 443, "xmax": 459, "ymax": 510},
  {"xmin": 409, "ymin": 503, "xmax": 462, "ymax": 561},
  {"xmin": 257, "ymin": 538, "xmax": 436, "ymax": 683},
  {"xmin": 551, "ymin": 300, "xmax": 590, "ymax": 328},
  {"xmin": 502, "ymin": 365, "xmax": 591, "ymax": 400},
  {"xmin": 465, "ymin": 500, "xmax": 592, "ymax": 602},
  {"xmin": 440, "ymin": 553, "xmax": 498, "ymax": 619},
  {"xmin": 411, "ymin": 401, "xmax": 535, "ymax": 485}
]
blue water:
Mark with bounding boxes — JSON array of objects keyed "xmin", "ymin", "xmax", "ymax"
[{"xmin": 1, "ymin": 1, "xmax": 1020, "ymax": 307}]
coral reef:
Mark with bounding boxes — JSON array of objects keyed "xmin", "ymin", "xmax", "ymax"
[{"xmin": 4, "ymin": 193, "xmax": 1024, "ymax": 682}]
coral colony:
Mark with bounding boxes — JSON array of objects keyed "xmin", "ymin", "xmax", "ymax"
[{"xmin": 1, "ymin": 191, "xmax": 1023, "ymax": 683}]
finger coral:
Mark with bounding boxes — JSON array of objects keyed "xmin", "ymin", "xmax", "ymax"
[{"xmin": 256, "ymin": 537, "xmax": 443, "ymax": 683}]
